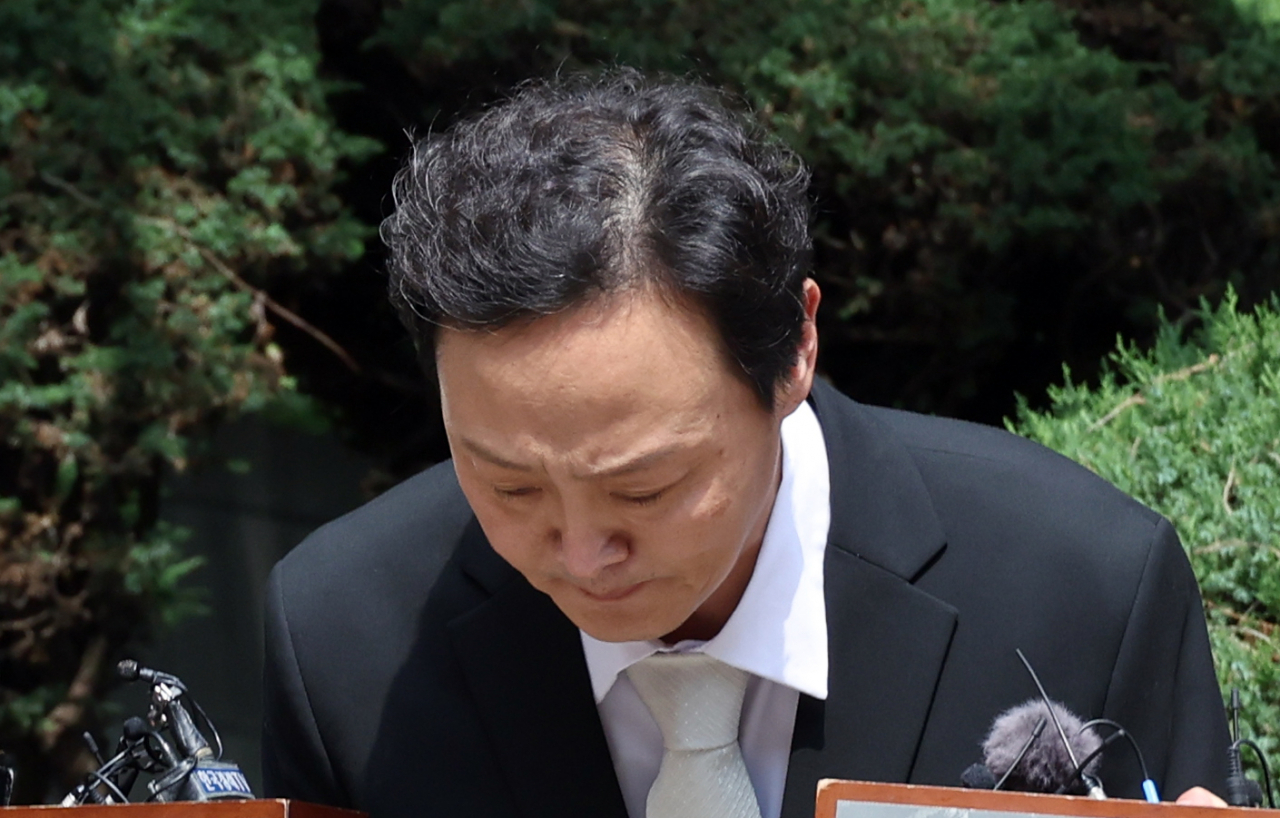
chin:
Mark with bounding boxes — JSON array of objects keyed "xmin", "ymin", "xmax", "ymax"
[
  {"xmin": 579, "ymin": 623, "xmax": 663, "ymax": 643},
  {"xmin": 563, "ymin": 600, "xmax": 689, "ymax": 644}
]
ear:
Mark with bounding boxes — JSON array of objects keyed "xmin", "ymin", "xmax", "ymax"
[{"xmin": 775, "ymin": 278, "xmax": 821, "ymax": 417}]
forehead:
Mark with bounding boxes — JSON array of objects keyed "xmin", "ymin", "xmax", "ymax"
[
  {"xmin": 434, "ymin": 289, "xmax": 759, "ymax": 453},
  {"xmin": 439, "ymin": 289, "xmax": 722, "ymax": 387}
]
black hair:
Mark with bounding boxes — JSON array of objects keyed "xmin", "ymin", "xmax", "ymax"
[{"xmin": 381, "ymin": 69, "xmax": 812, "ymax": 407}]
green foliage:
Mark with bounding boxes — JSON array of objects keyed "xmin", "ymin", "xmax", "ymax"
[
  {"xmin": 1013, "ymin": 293, "xmax": 1280, "ymax": 762},
  {"xmin": 0, "ymin": 0, "xmax": 375, "ymax": 800},
  {"xmin": 1234, "ymin": 0, "xmax": 1280, "ymax": 27},
  {"xmin": 372, "ymin": 0, "xmax": 1280, "ymax": 417}
]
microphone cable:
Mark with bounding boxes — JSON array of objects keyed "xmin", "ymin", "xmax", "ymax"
[
  {"xmin": 1074, "ymin": 718, "xmax": 1160, "ymax": 803},
  {"xmin": 61, "ymin": 735, "xmax": 136, "ymax": 805},
  {"xmin": 81, "ymin": 768, "xmax": 130, "ymax": 805},
  {"xmin": 1231, "ymin": 738, "xmax": 1275, "ymax": 809},
  {"xmin": 186, "ymin": 691, "xmax": 224, "ymax": 760}
]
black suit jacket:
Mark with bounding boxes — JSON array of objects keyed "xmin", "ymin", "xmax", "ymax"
[{"xmin": 262, "ymin": 382, "xmax": 1229, "ymax": 817}]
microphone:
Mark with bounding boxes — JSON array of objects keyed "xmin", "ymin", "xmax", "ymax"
[
  {"xmin": 1015, "ymin": 649, "xmax": 1109, "ymax": 799},
  {"xmin": 121, "ymin": 715, "xmax": 152, "ymax": 744},
  {"xmin": 109, "ymin": 717, "xmax": 153, "ymax": 799},
  {"xmin": 122, "ymin": 660, "xmax": 253, "ymax": 802},
  {"xmin": 167, "ymin": 697, "xmax": 213, "ymax": 760},
  {"xmin": 964, "ymin": 650, "xmax": 1163, "ymax": 802},
  {"xmin": 1226, "ymin": 688, "xmax": 1273, "ymax": 807},
  {"xmin": 61, "ymin": 662, "xmax": 253, "ymax": 805},
  {"xmin": 117, "ymin": 659, "xmax": 185, "ymax": 690},
  {"xmin": 961, "ymin": 762, "xmax": 997, "ymax": 790},
  {"xmin": 1, "ymin": 757, "xmax": 13, "ymax": 807},
  {"xmin": 118, "ymin": 660, "xmax": 211, "ymax": 761},
  {"xmin": 982, "ymin": 698, "xmax": 1102, "ymax": 794}
]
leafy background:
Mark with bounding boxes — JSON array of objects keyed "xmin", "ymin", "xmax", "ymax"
[
  {"xmin": 0, "ymin": 0, "xmax": 375, "ymax": 799},
  {"xmin": 0, "ymin": 0, "xmax": 1276, "ymax": 801}
]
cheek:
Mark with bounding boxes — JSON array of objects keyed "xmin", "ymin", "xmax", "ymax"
[
  {"xmin": 692, "ymin": 472, "xmax": 734, "ymax": 519},
  {"xmin": 670, "ymin": 487, "xmax": 749, "ymax": 565},
  {"xmin": 670, "ymin": 451, "xmax": 775, "ymax": 567},
  {"xmin": 687, "ymin": 465, "xmax": 757, "ymax": 533}
]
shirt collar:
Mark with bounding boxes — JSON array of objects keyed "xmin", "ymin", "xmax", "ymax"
[{"xmin": 580, "ymin": 400, "xmax": 831, "ymax": 702}]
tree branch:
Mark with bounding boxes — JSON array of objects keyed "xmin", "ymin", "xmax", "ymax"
[{"xmin": 38, "ymin": 635, "xmax": 107, "ymax": 753}]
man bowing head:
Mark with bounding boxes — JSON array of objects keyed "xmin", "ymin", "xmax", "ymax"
[{"xmin": 263, "ymin": 70, "xmax": 1229, "ymax": 818}]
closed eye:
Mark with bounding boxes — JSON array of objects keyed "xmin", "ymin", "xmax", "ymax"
[
  {"xmin": 615, "ymin": 471, "xmax": 690, "ymax": 507},
  {"xmin": 493, "ymin": 486, "xmax": 539, "ymax": 500},
  {"xmin": 617, "ymin": 489, "xmax": 665, "ymax": 506}
]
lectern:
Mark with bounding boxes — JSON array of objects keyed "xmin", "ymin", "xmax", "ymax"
[
  {"xmin": 817, "ymin": 782, "xmax": 1280, "ymax": 818},
  {"xmin": 0, "ymin": 800, "xmax": 363, "ymax": 818}
]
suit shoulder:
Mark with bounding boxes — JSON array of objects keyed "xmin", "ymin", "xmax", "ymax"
[
  {"xmin": 264, "ymin": 461, "xmax": 510, "ymax": 805},
  {"xmin": 832, "ymin": 398, "xmax": 1171, "ymax": 585},
  {"xmin": 862, "ymin": 403, "xmax": 1162, "ymax": 527},
  {"xmin": 864, "ymin": 402, "xmax": 1089, "ymax": 470},
  {"xmin": 272, "ymin": 460, "xmax": 476, "ymax": 623}
]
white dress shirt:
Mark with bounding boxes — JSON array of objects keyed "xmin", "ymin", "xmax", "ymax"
[{"xmin": 580, "ymin": 400, "xmax": 832, "ymax": 818}]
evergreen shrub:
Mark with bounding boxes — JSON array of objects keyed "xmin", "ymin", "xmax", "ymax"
[
  {"xmin": 369, "ymin": 0, "xmax": 1280, "ymax": 420},
  {"xmin": 0, "ymin": 0, "xmax": 375, "ymax": 800},
  {"xmin": 1013, "ymin": 294, "xmax": 1280, "ymax": 763}
]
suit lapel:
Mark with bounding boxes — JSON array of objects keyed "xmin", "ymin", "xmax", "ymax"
[
  {"xmin": 780, "ymin": 548, "xmax": 958, "ymax": 817},
  {"xmin": 780, "ymin": 383, "xmax": 958, "ymax": 818},
  {"xmin": 449, "ymin": 528, "xmax": 628, "ymax": 818}
]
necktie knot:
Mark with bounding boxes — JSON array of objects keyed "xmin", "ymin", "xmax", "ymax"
[
  {"xmin": 628, "ymin": 652, "xmax": 749, "ymax": 751},
  {"xmin": 626, "ymin": 652, "xmax": 761, "ymax": 818}
]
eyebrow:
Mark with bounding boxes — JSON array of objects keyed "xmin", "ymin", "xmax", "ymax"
[
  {"xmin": 460, "ymin": 439, "xmax": 533, "ymax": 472},
  {"xmin": 458, "ymin": 438, "xmax": 684, "ymax": 479}
]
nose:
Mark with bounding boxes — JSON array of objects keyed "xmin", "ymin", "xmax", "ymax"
[{"xmin": 553, "ymin": 507, "xmax": 629, "ymax": 580}]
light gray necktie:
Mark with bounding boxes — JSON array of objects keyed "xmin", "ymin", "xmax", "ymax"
[{"xmin": 627, "ymin": 652, "xmax": 763, "ymax": 818}]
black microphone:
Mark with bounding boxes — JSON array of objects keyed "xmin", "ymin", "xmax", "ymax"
[
  {"xmin": 167, "ymin": 698, "xmax": 213, "ymax": 760},
  {"xmin": 1226, "ymin": 688, "xmax": 1270, "ymax": 807},
  {"xmin": 1014, "ymin": 648, "xmax": 1110, "ymax": 799},
  {"xmin": 961, "ymin": 762, "xmax": 998, "ymax": 789},
  {"xmin": 961, "ymin": 720, "xmax": 1047, "ymax": 790},
  {"xmin": 982, "ymin": 698, "xmax": 1103, "ymax": 795},
  {"xmin": 1, "ymin": 757, "xmax": 13, "ymax": 808},
  {"xmin": 117, "ymin": 659, "xmax": 185, "ymax": 690},
  {"xmin": 121, "ymin": 715, "xmax": 151, "ymax": 744},
  {"xmin": 116, "ymin": 658, "xmax": 148, "ymax": 681},
  {"xmin": 110, "ymin": 717, "xmax": 153, "ymax": 799}
]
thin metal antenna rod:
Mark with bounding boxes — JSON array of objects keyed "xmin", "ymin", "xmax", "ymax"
[
  {"xmin": 994, "ymin": 717, "xmax": 1048, "ymax": 791},
  {"xmin": 1015, "ymin": 648, "xmax": 1082, "ymax": 771}
]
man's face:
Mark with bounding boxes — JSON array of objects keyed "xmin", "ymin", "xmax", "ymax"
[{"xmin": 436, "ymin": 283, "xmax": 818, "ymax": 643}]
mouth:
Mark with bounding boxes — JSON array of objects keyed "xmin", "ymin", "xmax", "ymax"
[{"xmin": 578, "ymin": 581, "xmax": 647, "ymax": 602}]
